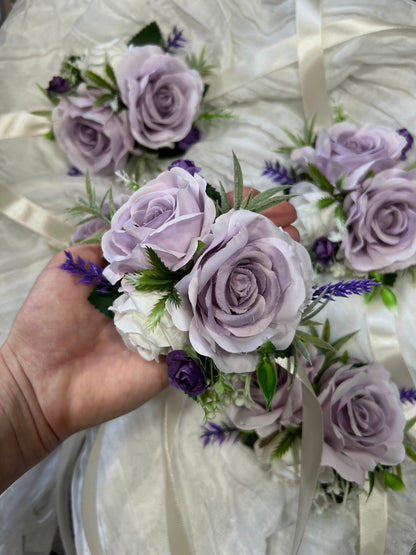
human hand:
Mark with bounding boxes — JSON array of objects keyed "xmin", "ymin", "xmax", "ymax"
[
  {"xmin": 0, "ymin": 244, "xmax": 168, "ymax": 491},
  {"xmin": 226, "ymin": 187, "xmax": 300, "ymax": 241}
]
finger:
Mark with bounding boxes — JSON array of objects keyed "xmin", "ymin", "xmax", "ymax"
[
  {"xmin": 282, "ymin": 224, "xmax": 301, "ymax": 242},
  {"xmin": 260, "ymin": 201, "xmax": 297, "ymax": 227}
]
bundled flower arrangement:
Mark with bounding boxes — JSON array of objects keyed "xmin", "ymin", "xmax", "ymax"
[
  {"xmin": 202, "ymin": 319, "xmax": 416, "ymax": 505},
  {"xmin": 61, "ymin": 154, "xmax": 414, "ymax": 510},
  {"xmin": 263, "ymin": 114, "xmax": 416, "ymax": 309},
  {"xmin": 36, "ymin": 22, "xmax": 231, "ymax": 177}
]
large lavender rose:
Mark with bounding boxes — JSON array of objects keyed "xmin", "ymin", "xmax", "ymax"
[
  {"xmin": 52, "ymin": 84, "xmax": 134, "ymax": 176},
  {"xmin": 291, "ymin": 122, "xmax": 406, "ymax": 190},
  {"xmin": 318, "ymin": 361, "xmax": 405, "ymax": 484},
  {"xmin": 340, "ymin": 168, "xmax": 416, "ymax": 272},
  {"xmin": 169, "ymin": 210, "xmax": 313, "ymax": 374},
  {"xmin": 115, "ymin": 45, "xmax": 203, "ymax": 150},
  {"xmin": 101, "ymin": 167, "xmax": 216, "ymax": 283}
]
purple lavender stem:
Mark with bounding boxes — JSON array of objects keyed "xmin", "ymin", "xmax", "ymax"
[
  {"xmin": 262, "ymin": 159, "xmax": 296, "ymax": 186},
  {"xmin": 200, "ymin": 421, "xmax": 240, "ymax": 447},
  {"xmin": 60, "ymin": 250, "xmax": 110, "ymax": 291},
  {"xmin": 312, "ymin": 278, "xmax": 380, "ymax": 301},
  {"xmin": 400, "ymin": 387, "xmax": 416, "ymax": 404},
  {"xmin": 165, "ymin": 26, "xmax": 186, "ymax": 53}
]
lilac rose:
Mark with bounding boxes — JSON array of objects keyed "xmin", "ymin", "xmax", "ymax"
[
  {"xmin": 168, "ymin": 210, "xmax": 313, "ymax": 374},
  {"xmin": 52, "ymin": 84, "xmax": 134, "ymax": 176},
  {"xmin": 291, "ymin": 122, "xmax": 407, "ymax": 190},
  {"xmin": 318, "ymin": 361, "xmax": 405, "ymax": 484},
  {"xmin": 340, "ymin": 168, "xmax": 416, "ymax": 272},
  {"xmin": 101, "ymin": 166, "xmax": 216, "ymax": 283},
  {"xmin": 115, "ymin": 45, "xmax": 203, "ymax": 150}
]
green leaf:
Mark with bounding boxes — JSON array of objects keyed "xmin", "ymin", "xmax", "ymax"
[
  {"xmin": 256, "ymin": 356, "xmax": 277, "ymax": 411},
  {"xmin": 83, "ymin": 70, "xmax": 116, "ymax": 92},
  {"xmin": 316, "ymin": 197, "xmax": 336, "ymax": 210},
  {"xmin": 307, "ymin": 163, "xmax": 335, "ymax": 194},
  {"xmin": 364, "ymin": 287, "xmax": 378, "ymax": 304},
  {"xmin": 335, "ymin": 203, "xmax": 346, "ymax": 225},
  {"xmin": 93, "ymin": 93, "xmax": 115, "ymax": 107},
  {"xmin": 105, "ymin": 61, "xmax": 117, "ymax": 84},
  {"xmin": 331, "ymin": 330, "xmax": 358, "ymax": 353},
  {"xmin": 205, "ymin": 183, "xmax": 222, "ymax": 205},
  {"xmin": 292, "ymin": 337, "xmax": 312, "ymax": 366},
  {"xmin": 271, "ymin": 427, "xmax": 301, "ymax": 460},
  {"xmin": 31, "ymin": 109, "xmax": 52, "ymax": 118},
  {"xmin": 258, "ymin": 340, "xmax": 277, "ymax": 356},
  {"xmin": 185, "ymin": 46, "xmax": 215, "ymax": 78},
  {"xmin": 367, "ymin": 471, "xmax": 375, "ymax": 497},
  {"xmin": 147, "ymin": 293, "xmax": 169, "ymax": 330},
  {"xmin": 405, "ymin": 415, "xmax": 416, "ymax": 432},
  {"xmin": 198, "ymin": 111, "xmax": 237, "ymax": 121},
  {"xmin": 334, "ymin": 106, "xmax": 347, "ymax": 123},
  {"xmin": 339, "ymin": 350, "xmax": 349, "ymax": 364},
  {"xmin": 218, "ymin": 182, "xmax": 230, "ymax": 213},
  {"xmin": 380, "ymin": 286, "xmax": 398, "ymax": 310},
  {"xmin": 322, "ymin": 319, "xmax": 331, "ymax": 343},
  {"xmin": 145, "ymin": 246, "xmax": 175, "ymax": 276},
  {"xmin": 232, "ymin": 151, "xmax": 244, "ymax": 209},
  {"xmin": 382, "ymin": 470, "xmax": 405, "ymax": 491},
  {"xmin": 405, "ymin": 444, "xmax": 416, "ymax": 463},
  {"xmin": 88, "ymin": 290, "xmax": 115, "ymax": 318},
  {"xmin": 295, "ymin": 330, "xmax": 336, "ymax": 353},
  {"xmin": 381, "ymin": 273, "xmax": 397, "ymax": 287},
  {"xmin": 128, "ymin": 21, "xmax": 164, "ymax": 48}
]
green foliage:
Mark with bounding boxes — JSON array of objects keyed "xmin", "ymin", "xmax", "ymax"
[
  {"xmin": 271, "ymin": 427, "xmax": 301, "ymax": 460},
  {"xmin": 307, "ymin": 163, "xmax": 335, "ymax": 194},
  {"xmin": 276, "ymin": 115, "xmax": 316, "ymax": 155},
  {"xmin": 198, "ymin": 110, "xmax": 237, "ymax": 121},
  {"xmin": 60, "ymin": 55, "xmax": 82, "ymax": 87},
  {"xmin": 185, "ymin": 46, "xmax": 215, "ymax": 78},
  {"xmin": 334, "ymin": 106, "xmax": 347, "ymax": 123},
  {"xmin": 88, "ymin": 289, "xmax": 116, "ymax": 318},
  {"xmin": 232, "ymin": 151, "xmax": 244, "ymax": 209},
  {"xmin": 67, "ymin": 171, "xmax": 115, "ymax": 229},
  {"xmin": 83, "ymin": 69, "xmax": 118, "ymax": 93},
  {"xmin": 256, "ymin": 355, "xmax": 277, "ymax": 411},
  {"xmin": 128, "ymin": 21, "xmax": 164, "ymax": 48}
]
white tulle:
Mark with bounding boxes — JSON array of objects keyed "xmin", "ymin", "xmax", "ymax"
[{"xmin": 1, "ymin": 0, "xmax": 416, "ymax": 554}]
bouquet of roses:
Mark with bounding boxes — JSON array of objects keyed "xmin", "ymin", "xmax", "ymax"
[
  {"xmin": 36, "ymin": 21, "xmax": 231, "ymax": 177},
  {"xmin": 61, "ymin": 154, "xmax": 415, "ymax": 513},
  {"xmin": 263, "ymin": 115, "xmax": 416, "ymax": 309}
]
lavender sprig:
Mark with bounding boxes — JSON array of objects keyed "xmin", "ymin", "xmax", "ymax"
[
  {"xmin": 200, "ymin": 421, "xmax": 240, "ymax": 447},
  {"xmin": 400, "ymin": 387, "xmax": 416, "ymax": 404},
  {"xmin": 312, "ymin": 279, "xmax": 380, "ymax": 301},
  {"xmin": 397, "ymin": 128, "xmax": 414, "ymax": 161},
  {"xmin": 262, "ymin": 159, "xmax": 297, "ymax": 186},
  {"xmin": 60, "ymin": 250, "xmax": 110, "ymax": 292},
  {"xmin": 165, "ymin": 26, "xmax": 186, "ymax": 53}
]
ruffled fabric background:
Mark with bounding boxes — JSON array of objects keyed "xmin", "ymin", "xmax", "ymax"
[{"xmin": 1, "ymin": 0, "xmax": 416, "ymax": 554}]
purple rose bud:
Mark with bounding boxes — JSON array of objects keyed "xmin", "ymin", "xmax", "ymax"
[
  {"xmin": 166, "ymin": 350, "xmax": 207, "ymax": 396},
  {"xmin": 47, "ymin": 76, "xmax": 71, "ymax": 96},
  {"xmin": 397, "ymin": 128, "xmax": 414, "ymax": 161},
  {"xmin": 311, "ymin": 236, "xmax": 337, "ymax": 267},
  {"xmin": 167, "ymin": 159, "xmax": 201, "ymax": 175},
  {"xmin": 177, "ymin": 125, "xmax": 201, "ymax": 151}
]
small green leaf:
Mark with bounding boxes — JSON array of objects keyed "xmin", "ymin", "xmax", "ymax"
[
  {"xmin": 147, "ymin": 293, "xmax": 169, "ymax": 330},
  {"xmin": 218, "ymin": 182, "xmax": 230, "ymax": 213},
  {"xmin": 271, "ymin": 427, "xmax": 301, "ymax": 460},
  {"xmin": 31, "ymin": 110, "xmax": 52, "ymax": 118},
  {"xmin": 307, "ymin": 163, "xmax": 335, "ymax": 194},
  {"xmin": 381, "ymin": 273, "xmax": 397, "ymax": 287},
  {"xmin": 232, "ymin": 151, "xmax": 244, "ymax": 209},
  {"xmin": 367, "ymin": 471, "xmax": 375, "ymax": 497},
  {"xmin": 334, "ymin": 106, "xmax": 347, "ymax": 123},
  {"xmin": 382, "ymin": 470, "xmax": 405, "ymax": 491},
  {"xmin": 295, "ymin": 330, "xmax": 336, "ymax": 353},
  {"xmin": 405, "ymin": 444, "xmax": 416, "ymax": 463},
  {"xmin": 88, "ymin": 290, "xmax": 115, "ymax": 318},
  {"xmin": 93, "ymin": 93, "xmax": 115, "ymax": 107},
  {"xmin": 380, "ymin": 286, "xmax": 398, "ymax": 310},
  {"xmin": 43, "ymin": 130, "xmax": 55, "ymax": 141},
  {"xmin": 205, "ymin": 183, "xmax": 222, "ymax": 205},
  {"xmin": 405, "ymin": 415, "xmax": 416, "ymax": 432},
  {"xmin": 128, "ymin": 21, "xmax": 164, "ymax": 48},
  {"xmin": 339, "ymin": 350, "xmax": 349, "ymax": 364},
  {"xmin": 292, "ymin": 337, "xmax": 312, "ymax": 366},
  {"xmin": 83, "ymin": 70, "xmax": 116, "ymax": 92},
  {"xmin": 198, "ymin": 111, "xmax": 237, "ymax": 121},
  {"xmin": 105, "ymin": 61, "xmax": 117, "ymax": 84},
  {"xmin": 331, "ymin": 330, "xmax": 358, "ymax": 353},
  {"xmin": 316, "ymin": 197, "xmax": 336, "ymax": 210},
  {"xmin": 364, "ymin": 287, "xmax": 378, "ymax": 304},
  {"xmin": 256, "ymin": 356, "xmax": 277, "ymax": 411},
  {"xmin": 335, "ymin": 203, "xmax": 346, "ymax": 224},
  {"xmin": 258, "ymin": 340, "xmax": 277, "ymax": 356},
  {"xmin": 322, "ymin": 319, "xmax": 331, "ymax": 343}
]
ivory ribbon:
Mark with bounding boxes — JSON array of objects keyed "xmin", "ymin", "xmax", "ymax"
[
  {"xmin": 359, "ymin": 478, "xmax": 388, "ymax": 555},
  {"xmin": 295, "ymin": 0, "xmax": 332, "ymax": 128},
  {"xmin": 0, "ymin": 111, "xmax": 50, "ymax": 139},
  {"xmin": 0, "ymin": 184, "xmax": 74, "ymax": 248},
  {"xmin": 164, "ymin": 388, "xmax": 194, "ymax": 555},
  {"xmin": 56, "ymin": 432, "xmax": 87, "ymax": 555},
  {"xmin": 81, "ymin": 425, "xmax": 106, "ymax": 555},
  {"xmin": 292, "ymin": 363, "xmax": 323, "ymax": 555}
]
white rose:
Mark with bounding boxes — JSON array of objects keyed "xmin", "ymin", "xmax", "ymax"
[
  {"xmin": 111, "ymin": 290, "xmax": 188, "ymax": 362},
  {"xmin": 76, "ymin": 39, "xmax": 128, "ymax": 77},
  {"xmin": 290, "ymin": 181, "xmax": 341, "ymax": 247}
]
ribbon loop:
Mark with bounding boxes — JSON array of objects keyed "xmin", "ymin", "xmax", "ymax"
[{"xmin": 0, "ymin": 112, "xmax": 50, "ymax": 139}]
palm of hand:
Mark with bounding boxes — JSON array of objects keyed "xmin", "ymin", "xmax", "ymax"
[{"xmin": 6, "ymin": 245, "xmax": 168, "ymax": 441}]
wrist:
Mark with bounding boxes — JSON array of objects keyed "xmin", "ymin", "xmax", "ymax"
[{"xmin": 0, "ymin": 343, "xmax": 60, "ymax": 493}]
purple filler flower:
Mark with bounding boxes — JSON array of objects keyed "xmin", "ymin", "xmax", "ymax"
[
  {"xmin": 47, "ymin": 76, "xmax": 71, "ymax": 96},
  {"xmin": 397, "ymin": 128, "xmax": 414, "ymax": 161},
  {"xmin": 177, "ymin": 125, "xmax": 201, "ymax": 151},
  {"xmin": 166, "ymin": 350, "xmax": 206, "ymax": 395},
  {"xmin": 311, "ymin": 236, "xmax": 337, "ymax": 267},
  {"xmin": 167, "ymin": 159, "xmax": 201, "ymax": 175}
]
